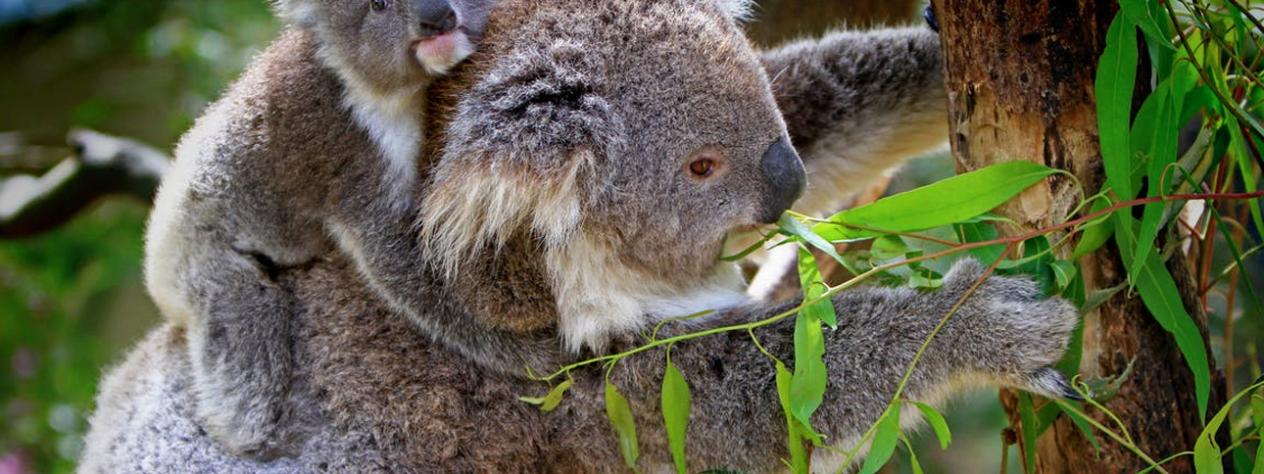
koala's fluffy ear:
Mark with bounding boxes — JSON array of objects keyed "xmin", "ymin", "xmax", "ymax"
[
  {"xmin": 712, "ymin": 0, "xmax": 755, "ymax": 21},
  {"xmin": 271, "ymin": 0, "xmax": 320, "ymax": 28}
]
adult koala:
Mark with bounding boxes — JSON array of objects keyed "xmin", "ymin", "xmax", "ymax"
[{"xmin": 81, "ymin": 0, "xmax": 1077, "ymax": 472}]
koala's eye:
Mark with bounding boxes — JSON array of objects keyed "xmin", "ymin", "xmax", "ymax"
[
  {"xmin": 687, "ymin": 156, "xmax": 721, "ymax": 179},
  {"xmin": 370, "ymin": 0, "xmax": 389, "ymax": 12}
]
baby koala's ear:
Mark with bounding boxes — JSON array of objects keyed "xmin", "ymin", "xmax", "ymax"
[{"xmin": 272, "ymin": 0, "xmax": 320, "ymax": 29}]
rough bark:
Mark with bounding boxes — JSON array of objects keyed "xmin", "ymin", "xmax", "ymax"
[{"xmin": 932, "ymin": 0, "xmax": 1227, "ymax": 472}]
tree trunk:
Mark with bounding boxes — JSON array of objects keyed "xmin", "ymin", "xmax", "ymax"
[{"xmin": 932, "ymin": 1, "xmax": 1227, "ymax": 472}]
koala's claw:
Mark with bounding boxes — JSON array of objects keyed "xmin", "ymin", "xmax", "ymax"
[
  {"xmin": 923, "ymin": 4, "xmax": 940, "ymax": 32},
  {"xmin": 1025, "ymin": 367, "xmax": 1086, "ymax": 401}
]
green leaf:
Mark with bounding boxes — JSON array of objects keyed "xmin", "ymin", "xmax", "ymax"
[
  {"xmin": 604, "ymin": 381, "xmax": 640, "ymax": 470},
  {"xmin": 1130, "ymin": 61, "xmax": 1198, "ymax": 279},
  {"xmin": 1097, "ymin": 12, "xmax": 1140, "ymax": 201},
  {"xmin": 1252, "ymin": 392, "xmax": 1264, "ymax": 432},
  {"xmin": 902, "ymin": 434, "xmax": 925, "ymax": 474},
  {"xmin": 1072, "ymin": 199, "xmax": 1115, "ymax": 259},
  {"xmin": 1019, "ymin": 393, "xmax": 1039, "ymax": 473},
  {"xmin": 858, "ymin": 404, "xmax": 901, "ymax": 474},
  {"xmin": 1193, "ymin": 380, "xmax": 1264, "ymax": 474},
  {"xmin": 1050, "ymin": 260, "xmax": 1078, "ymax": 292},
  {"xmin": 1228, "ymin": 115, "xmax": 1264, "ymax": 239},
  {"xmin": 519, "ymin": 378, "xmax": 574, "ymax": 412},
  {"xmin": 661, "ymin": 361, "xmax": 691, "ymax": 474},
  {"xmin": 780, "ymin": 214, "xmax": 845, "ymax": 267},
  {"xmin": 775, "ymin": 362, "xmax": 809, "ymax": 473},
  {"xmin": 909, "ymin": 401, "xmax": 951, "ymax": 450},
  {"xmin": 1115, "ymin": 215, "xmax": 1211, "ymax": 418},
  {"xmin": 796, "ymin": 248, "xmax": 838, "ymax": 328},
  {"xmin": 813, "ymin": 162, "xmax": 1056, "ymax": 241},
  {"xmin": 955, "ymin": 221, "xmax": 1005, "ymax": 263},
  {"xmin": 1119, "ymin": 0, "xmax": 1174, "ymax": 52},
  {"xmin": 1254, "ymin": 429, "xmax": 1264, "ymax": 474},
  {"xmin": 789, "ymin": 305, "xmax": 827, "ymax": 438},
  {"xmin": 1060, "ymin": 404, "xmax": 1103, "ymax": 456}
]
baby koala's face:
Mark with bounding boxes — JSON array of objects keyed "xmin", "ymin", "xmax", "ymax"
[
  {"xmin": 279, "ymin": 0, "xmax": 496, "ymax": 92},
  {"xmin": 410, "ymin": 0, "xmax": 481, "ymax": 75}
]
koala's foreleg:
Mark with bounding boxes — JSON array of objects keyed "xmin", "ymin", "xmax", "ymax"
[
  {"xmin": 762, "ymin": 27, "xmax": 948, "ymax": 216},
  {"xmin": 606, "ymin": 260, "xmax": 1078, "ymax": 472},
  {"xmin": 176, "ymin": 239, "xmax": 301, "ymax": 460}
]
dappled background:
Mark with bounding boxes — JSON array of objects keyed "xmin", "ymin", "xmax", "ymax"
[{"xmin": 0, "ymin": 1, "xmax": 1015, "ymax": 473}]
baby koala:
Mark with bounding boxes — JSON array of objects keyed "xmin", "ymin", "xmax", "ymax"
[{"xmin": 144, "ymin": 0, "xmax": 494, "ymax": 458}]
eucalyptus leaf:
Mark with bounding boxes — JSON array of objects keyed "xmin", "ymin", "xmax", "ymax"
[
  {"xmin": 1131, "ymin": 61, "xmax": 1198, "ymax": 280},
  {"xmin": 1097, "ymin": 12, "xmax": 1140, "ymax": 201},
  {"xmin": 797, "ymin": 248, "xmax": 838, "ymax": 328},
  {"xmin": 857, "ymin": 404, "xmax": 901, "ymax": 474},
  {"xmin": 604, "ymin": 381, "xmax": 640, "ymax": 470},
  {"xmin": 789, "ymin": 306, "xmax": 827, "ymax": 439},
  {"xmin": 813, "ymin": 162, "xmax": 1056, "ymax": 241},
  {"xmin": 1060, "ymin": 403, "xmax": 1103, "ymax": 456},
  {"xmin": 1193, "ymin": 380, "xmax": 1264, "ymax": 474},
  {"xmin": 534, "ymin": 378, "xmax": 574, "ymax": 412},
  {"xmin": 662, "ymin": 361, "xmax": 691, "ymax": 474},
  {"xmin": 1019, "ymin": 393, "xmax": 1039, "ymax": 474},
  {"xmin": 902, "ymin": 435, "xmax": 925, "ymax": 474},
  {"xmin": 1115, "ymin": 215, "xmax": 1211, "ymax": 418},
  {"xmin": 909, "ymin": 401, "xmax": 951, "ymax": 450},
  {"xmin": 775, "ymin": 362, "xmax": 809, "ymax": 473}
]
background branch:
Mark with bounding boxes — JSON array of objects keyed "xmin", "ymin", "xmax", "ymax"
[{"xmin": 0, "ymin": 129, "xmax": 169, "ymax": 239}]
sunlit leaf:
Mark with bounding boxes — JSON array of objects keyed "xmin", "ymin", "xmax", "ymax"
[
  {"xmin": 857, "ymin": 404, "xmax": 901, "ymax": 474},
  {"xmin": 909, "ymin": 401, "xmax": 951, "ymax": 450},
  {"xmin": 789, "ymin": 306, "xmax": 827, "ymax": 439},
  {"xmin": 604, "ymin": 381, "xmax": 640, "ymax": 470},
  {"xmin": 775, "ymin": 362, "xmax": 809, "ymax": 473},
  {"xmin": 519, "ymin": 378, "xmax": 573, "ymax": 412},
  {"xmin": 661, "ymin": 361, "xmax": 691, "ymax": 474},
  {"xmin": 796, "ymin": 248, "xmax": 837, "ymax": 328},
  {"xmin": 813, "ymin": 162, "xmax": 1056, "ymax": 241},
  {"xmin": 780, "ymin": 214, "xmax": 845, "ymax": 266}
]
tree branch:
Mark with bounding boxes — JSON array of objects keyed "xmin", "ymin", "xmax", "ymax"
[{"xmin": 0, "ymin": 129, "xmax": 169, "ymax": 238}]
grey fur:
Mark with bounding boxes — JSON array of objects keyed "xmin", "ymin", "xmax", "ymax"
[
  {"xmin": 143, "ymin": 0, "xmax": 498, "ymax": 458},
  {"xmin": 86, "ymin": 0, "xmax": 1076, "ymax": 471}
]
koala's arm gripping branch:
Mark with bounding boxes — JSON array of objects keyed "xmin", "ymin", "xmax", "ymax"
[
  {"xmin": 600, "ymin": 280, "xmax": 969, "ymax": 470},
  {"xmin": 761, "ymin": 27, "xmax": 947, "ymax": 214},
  {"xmin": 0, "ymin": 130, "xmax": 169, "ymax": 238},
  {"xmin": 594, "ymin": 260, "xmax": 1076, "ymax": 471}
]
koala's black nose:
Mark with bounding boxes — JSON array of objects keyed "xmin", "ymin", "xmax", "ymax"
[
  {"xmin": 757, "ymin": 136, "xmax": 806, "ymax": 224},
  {"xmin": 412, "ymin": 0, "xmax": 459, "ymax": 34}
]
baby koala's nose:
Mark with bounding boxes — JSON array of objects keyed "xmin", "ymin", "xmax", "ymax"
[{"xmin": 412, "ymin": 0, "xmax": 459, "ymax": 35}]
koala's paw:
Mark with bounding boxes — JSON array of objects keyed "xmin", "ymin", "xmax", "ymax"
[
  {"xmin": 943, "ymin": 260, "xmax": 1081, "ymax": 399},
  {"xmin": 194, "ymin": 380, "xmax": 291, "ymax": 460}
]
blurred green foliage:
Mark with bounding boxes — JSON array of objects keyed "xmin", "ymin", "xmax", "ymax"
[{"xmin": 0, "ymin": 2, "xmax": 279, "ymax": 472}]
